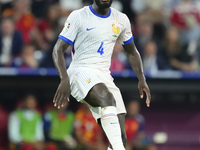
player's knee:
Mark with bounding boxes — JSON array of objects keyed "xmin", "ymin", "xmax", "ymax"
[
  {"xmin": 99, "ymin": 90, "xmax": 116, "ymax": 107},
  {"xmin": 93, "ymin": 84, "xmax": 116, "ymax": 107},
  {"xmin": 85, "ymin": 83, "xmax": 116, "ymax": 107}
]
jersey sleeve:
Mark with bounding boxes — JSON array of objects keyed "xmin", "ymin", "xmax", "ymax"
[
  {"xmin": 59, "ymin": 11, "xmax": 81, "ymax": 45},
  {"xmin": 118, "ymin": 14, "xmax": 133, "ymax": 45}
]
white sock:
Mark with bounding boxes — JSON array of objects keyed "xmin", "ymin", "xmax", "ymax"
[
  {"xmin": 101, "ymin": 106, "xmax": 125, "ymax": 150},
  {"xmin": 107, "ymin": 147, "xmax": 113, "ymax": 150}
]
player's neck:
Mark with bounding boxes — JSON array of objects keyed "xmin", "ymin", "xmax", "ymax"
[{"xmin": 92, "ymin": 4, "xmax": 110, "ymax": 16}]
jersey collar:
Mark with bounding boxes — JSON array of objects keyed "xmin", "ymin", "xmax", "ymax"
[{"xmin": 89, "ymin": 5, "xmax": 111, "ymax": 18}]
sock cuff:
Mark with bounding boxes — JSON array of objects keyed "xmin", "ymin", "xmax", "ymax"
[{"xmin": 101, "ymin": 106, "xmax": 117, "ymax": 119}]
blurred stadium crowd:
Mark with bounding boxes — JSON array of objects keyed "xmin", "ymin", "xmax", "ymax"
[
  {"xmin": 0, "ymin": 94, "xmax": 156, "ymax": 150},
  {"xmin": 0, "ymin": 0, "xmax": 200, "ymax": 73}
]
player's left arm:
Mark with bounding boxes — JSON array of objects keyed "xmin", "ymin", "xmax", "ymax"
[{"xmin": 123, "ymin": 41, "xmax": 151, "ymax": 107}]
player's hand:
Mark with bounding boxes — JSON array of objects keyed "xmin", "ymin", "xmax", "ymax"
[
  {"xmin": 53, "ymin": 79, "xmax": 71, "ymax": 109},
  {"xmin": 138, "ymin": 80, "xmax": 151, "ymax": 107}
]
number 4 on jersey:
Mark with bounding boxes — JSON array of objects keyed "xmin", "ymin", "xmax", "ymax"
[{"xmin": 97, "ymin": 42, "xmax": 104, "ymax": 55}]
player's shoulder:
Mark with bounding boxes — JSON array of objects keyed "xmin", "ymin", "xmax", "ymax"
[
  {"xmin": 110, "ymin": 7, "xmax": 129, "ymax": 21},
  {"xmin": 70, "ymin": 6, "xmax": 90, "ymax": 18}
]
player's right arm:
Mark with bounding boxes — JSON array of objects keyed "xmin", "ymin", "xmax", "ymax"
[
  {"xmin": 52, "ymin": 39, "xmax": 70, "ymax": 109},
  {"xmin": 52, "ymin": 10, "xmax": 80, "ymax": 109}
]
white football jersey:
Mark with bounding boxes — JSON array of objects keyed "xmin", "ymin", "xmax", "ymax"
[{"xmin": 59, "ymin": 5, "xmax": 133, "ymax": 71}]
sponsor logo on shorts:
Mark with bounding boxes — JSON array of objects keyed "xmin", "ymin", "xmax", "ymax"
[{"xmin": 86, "ymin": 78, "xmax": 91, "ymax": 83}]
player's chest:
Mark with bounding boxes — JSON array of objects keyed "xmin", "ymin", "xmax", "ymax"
[{"xmin": 79, "ymin": 19, "xmax": 124, "ymax": 42}]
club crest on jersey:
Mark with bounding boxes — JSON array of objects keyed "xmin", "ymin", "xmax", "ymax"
[
  {"xmin": 112, "ymin": 22, "xmax": 120, "ymax": 42},
  {"xmin": 112, "ymin": 22, "xmax": 120, "ymax": 34}
]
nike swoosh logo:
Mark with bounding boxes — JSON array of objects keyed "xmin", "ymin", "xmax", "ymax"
[
  {"xmin": 86, "ymin": 27, "xmax": 96, "ymax": 31},
  {"xmin": 110, "ymin": 122, "xmax": 118, "ymax": 124}
]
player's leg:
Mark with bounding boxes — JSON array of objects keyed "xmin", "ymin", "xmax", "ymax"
[
  {"xmin": 85, "ymin": 83, "xmax": 125, "ymax": 150},
  {"xmin": 118, "ymin": 113, "xmax": 127, "ymax": 147},
  {"xmin": 97, "ymin": 113, "xmax": 127, "ymax": 150},
  {"xmin": 84, "ymin": 83, "xmax": 116, "ymax": 107}
]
